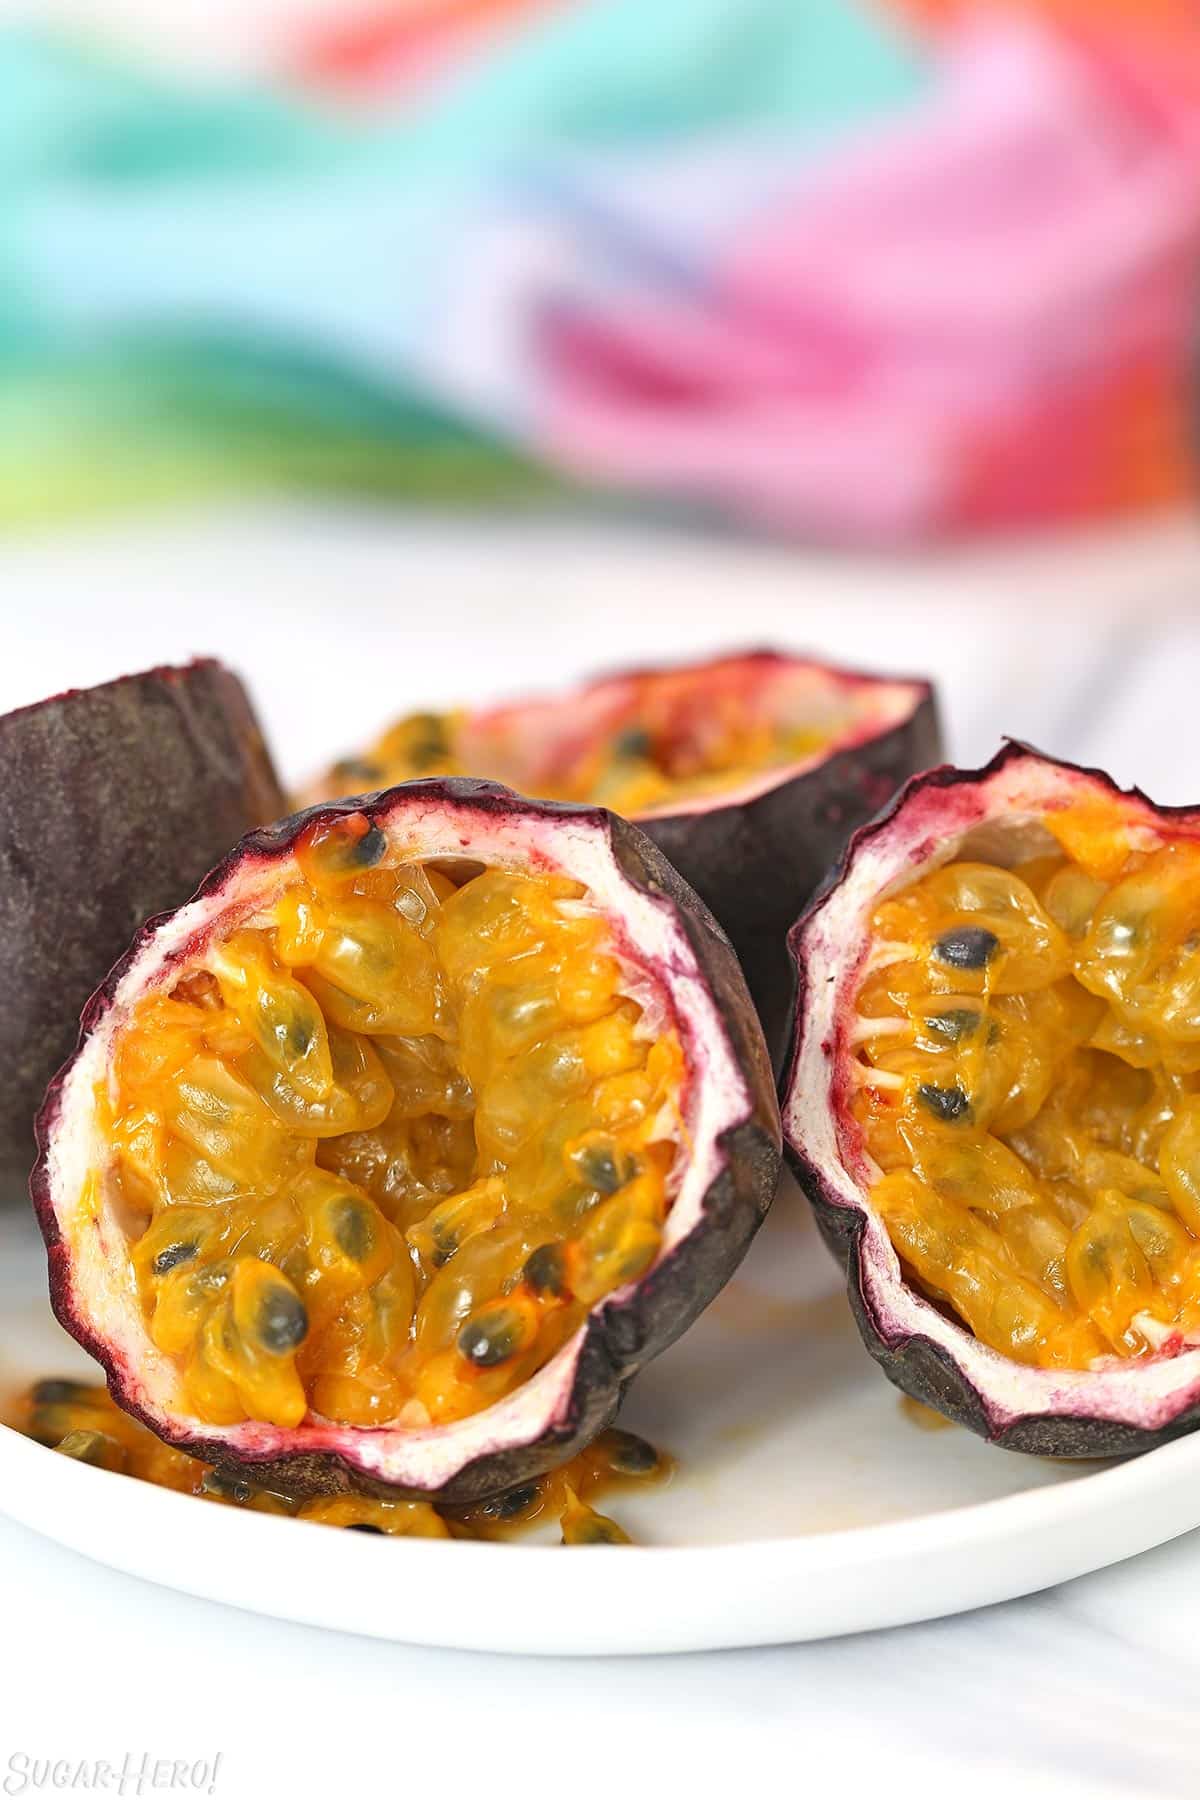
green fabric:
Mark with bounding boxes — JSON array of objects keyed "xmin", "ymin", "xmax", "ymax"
[{"xmin": 0, "ymin": 3, "xmax": 929, "ymax": 522}]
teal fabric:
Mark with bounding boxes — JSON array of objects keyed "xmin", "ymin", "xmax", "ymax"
[{"xmin": 0, "ymin": 1, "xmax": 930, "ymax": 519}]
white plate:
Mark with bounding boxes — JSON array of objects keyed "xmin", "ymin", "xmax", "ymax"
[{"xmin": 5, "ymin": 1177, "xmax": 1200, "ymax": 1655}]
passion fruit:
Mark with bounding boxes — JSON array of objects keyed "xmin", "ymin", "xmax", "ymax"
[
  {"xmin": 0, "ymin": 660, "xmax": 284, "ymax": 1196},
  {"xmin": 302, "ymin": 651, "xmax": 940, "ymax": 1065},
  {"xmin": 7, "ymin": 1377, "xmax": 669, "ymax": 1544},
  {"xmin": 34, "ymin": 781, "xmax": 780, "ymax": 1502},
  {"xmin": 784, "ymin": 743, "xmax": 1200, "ymax": 1455}
]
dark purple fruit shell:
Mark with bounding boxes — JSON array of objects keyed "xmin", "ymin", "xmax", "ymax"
[
  {"xmin": 783, "ymin": 742, "xmax": 1200, "ymax": 1456},
  {"xmin": 0, "ymin": 660, "xmax": 284, "ymax": 1200},
  {"xmin": 33, "ymin": 779, "xmax": 781, "ymax": 1504},
  {"xmin": 632, "ymin": 654, "xmax": 940, "ymax": 1069}
]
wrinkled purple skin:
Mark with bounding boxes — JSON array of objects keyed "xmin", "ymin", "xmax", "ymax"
[
  {"xmin": 0, "ymin": 661, "xmax": 284, "ymax": 1200},
  {"xmin": 784, "ymin": 743, "xmax": 1200, "ymax": 1457},
  {"xmin": 647, "ymin": 688, "xmax": 941, "ymax": 1071},
  {"xmin": 33, "ymin": 780, "xmax": 781, "ymax": 1503}
]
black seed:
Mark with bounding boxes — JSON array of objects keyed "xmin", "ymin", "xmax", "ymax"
[
  {"xmin": 583, "ymin": 1149, "xmax": 620, "ymax": 1193},
  {"xmin": 346, "ymin": 1522, "xmax": 386, "ymax": 1535},
  {"xmin": 153, "ymin": 1240, "xmax": 198, "ymax": 1277},
  {"xmin": 288, "ymin": 1018, "xmax": 314, "ymax": 1056},
  {"xmin": 613, "ymin": 727, "xmax": 652, "ymax": 760},
  {"xmin": 484, "ymin": 1483, "xmax": 541, "ymax": 1522},
  {"xmin": 429, "ymin": 1217, "xmax": 460, "ymax": 1267},
  {"xmin": 333, "ymin": 1197, "xmax": 375, "ymax": 1263},
  {"xmin": 55, "ymin": 1429, "xmax": 124, "ymax": 1471},
  {"xmin": 934, "ymin": 926, "xmax": 999, "ymax": 970},
  {"xmin": 925, "ymin": 1008, "xmax": 981, "ymax": 1045},
  {"xmin": 603, "ymin": 1429, "xmax": 659, "ymax": 1475},
  {"xmin": 404, "ymin": 714, "xmax": 451, "ymax": 770},
  {"xmin": 523, "ymin": 1242, "xmax": 567, "ymax": 1297},
  {"xmin": 30, "ymin": 1406, "xmax": 73, "ymax": 1446},
  {"xmin": 332, "ymin": 758, "xmax": 384, "ymax": 787},
  {"xmin": 256, "ymin": 1285, "xmax": 308, "ymax": 1354},
  {"xmin": 201, "ymin": 1469, "xmax": 255, "ymax": 1504},
  {"xmin": 917, "ymin": 1083, "xmax": 971, "ymax": 1123},
  {"xmin": 578, "ymin": 1144, "xmax": 633, "ymax": 1196},
  {"xmin": 349, "ymin": 822, "xmax": 387, "ymax": 868},
  {"xmin": 31, "ymin": 1378, "xmax": 92, "ymax": 1406},
  {"xmin": 458, "ymin": 1309, "xmax": 523, "ymax": 1368},
  {"xmin": 30, "ymin": 1386, "xmax": 102, "ymax": 1446}
]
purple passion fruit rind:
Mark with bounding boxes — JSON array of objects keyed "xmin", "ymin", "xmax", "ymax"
[
  {"xmin": 644, "ymin": 676, "xmax": 940, "ymax": 1069},
  {"xmin": 0, "ymin": 660, "xmax": 284, "ymax": 1196},
  {"xmin": 34, "ymin": 779, "xmax": 780, "ymax": 1504},
  {"xmin": 784, "ymin": 743, "xmax": 1200, "ymax": 1456}
]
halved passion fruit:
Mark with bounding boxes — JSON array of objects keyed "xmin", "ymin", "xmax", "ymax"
[
  {"xmin": 302, "ymin": 651, "xmax": 941, "ymax": 1064},
  {"xmin": 785, "ymin": 744, "xmax": 1200, "ymax": 1455},
  {"xmin": 34, "ymin": 781, "xmax": 779, "ymax": 1501},
  {"xmin": 9, "ymin": 1377, "xmax": 669, "ymax": 1544},
  {"xmin": 0, "ymin": 660, "xmax": 283, "ymax": 1196}
]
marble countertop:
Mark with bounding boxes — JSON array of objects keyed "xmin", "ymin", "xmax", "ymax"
[{"xmin": 3, "ymin": 507, "xmax": 1199, "ymax": 1800}]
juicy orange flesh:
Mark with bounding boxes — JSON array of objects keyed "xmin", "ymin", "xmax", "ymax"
[
  {"xmin": 99, "ymin": 813, "xmax": 683, "ymax": 1433},
  {"xmin": 312, "ymin": 690, "xmax": 836, "ymax": 817},
  {"xmin": 7, "ymin": 1379, "xmax": 665, "ymax": 1544},
  {"xmin": 851, "ymin": 805, "xmax": 1200, "ymax": 1368}
]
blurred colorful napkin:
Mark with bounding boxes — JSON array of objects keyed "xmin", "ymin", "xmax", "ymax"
[{"xmin": 4, "ymin": 0, "xmax": 1199, "ymax": 535}]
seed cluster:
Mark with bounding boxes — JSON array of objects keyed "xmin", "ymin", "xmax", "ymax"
[
  {"xmin": 102, "ymin": 813, "xmax": 683, "ymax": 1432},
  {"xmin": 852, "ymin": 816, "xmax": 1200, "ymax": 1367},
  {"xmin": 311, "ymin": 670, "xmax": 838, "ymax": 816},
  {"xmin": 8, "ymin": 1379, "xmax": 666, "ymax": 1544}
]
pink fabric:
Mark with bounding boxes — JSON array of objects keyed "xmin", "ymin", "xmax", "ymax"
[{"xmin": 541, "ymin": 19, "xmax": 1200, "ymax": 537}]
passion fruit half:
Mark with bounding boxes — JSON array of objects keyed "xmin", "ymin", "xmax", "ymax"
[
  {"xmin": 784, "ymin": 743, "xmax": 1200, "ymax": 1455},
  {"xmin": 302, "ymin": 650, "xmax": 941, "ymax": 1065},
  {"xmin": 34, "ymin": 781, "xmax": 780, "ymax": 1502},
  {"xmin": 0, "ymin": 660, "xmax": 284, "ymax": 1197}
]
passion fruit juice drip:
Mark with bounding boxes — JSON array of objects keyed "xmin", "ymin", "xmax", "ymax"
[
  {"xmin": 101, "ymin": 813, "xmax": 684, "ymax": 1432},
  {"xmin": 318, "ymin": 699, "xmax": 833, "ymax": 818},
  {"xmin": 851, "ymin": 815, "xmax": 1200, "ymax": 1368},
  {"xmin": 7, "ymin": 1380, "xmax": 667, "ymax": 1545}
]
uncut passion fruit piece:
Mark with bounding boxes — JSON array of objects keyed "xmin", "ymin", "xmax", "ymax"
[
  {"xmin": 0, "ymin": 660, "xmax": 284, "ymax": 1197},
  {"xmin": 303, "ymin": 650, "xmax": 940, "ymax": 1066},
  {"xmin": 784, "ymin": 742, "xmax": 1200, "ymax": 1455},
  {"xmin": 34, "ymin": 780, "xmax": 780, "ymax": 1503}
]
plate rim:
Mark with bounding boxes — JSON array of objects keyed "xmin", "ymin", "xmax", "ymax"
[{"xmin": 4, "ymin": 1412, "xmax": 1200, "ymax": 1654}]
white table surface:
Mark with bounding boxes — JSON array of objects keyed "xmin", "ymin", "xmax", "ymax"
[{"xmin": 2, "ymin": 504, "xmax": 1200, "ymax": 1800}]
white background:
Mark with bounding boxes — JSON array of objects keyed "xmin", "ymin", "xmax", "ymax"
[{"xmin": 2, "ymin": 504, "xmax": 1200, "ymax": 1800}]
